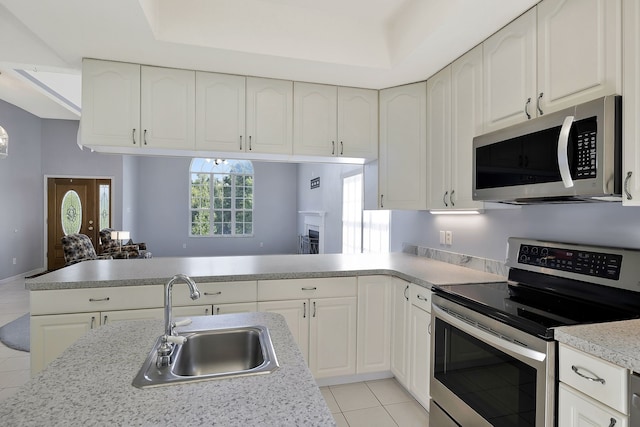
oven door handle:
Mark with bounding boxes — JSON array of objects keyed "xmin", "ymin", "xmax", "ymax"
[{"xmin": 432, "ymin": 304, "xmax": 547, "ymax": 363}]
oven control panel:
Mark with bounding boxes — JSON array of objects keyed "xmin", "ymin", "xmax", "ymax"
[{"xmin": 517, "ymin": 244, "xmax": 622, "ymax": 280}]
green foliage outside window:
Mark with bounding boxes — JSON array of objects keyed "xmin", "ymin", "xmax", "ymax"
[{"xmin": 190, "ymin": 159, "xmax": 254, "ymax": 236}]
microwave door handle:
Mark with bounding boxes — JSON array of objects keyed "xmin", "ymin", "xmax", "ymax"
[{"xmin": 558, "ymin": 115, "xmax": 575, "ymax": 188}]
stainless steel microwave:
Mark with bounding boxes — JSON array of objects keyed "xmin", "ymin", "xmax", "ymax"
[{"xmin": 472, "ymin": 95, "xmax": 622, "ymax": 204}]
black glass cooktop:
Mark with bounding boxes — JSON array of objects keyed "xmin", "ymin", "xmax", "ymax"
[{"xmin": 434, "ymin": 278, "xmax": 640, "ymax": 340}]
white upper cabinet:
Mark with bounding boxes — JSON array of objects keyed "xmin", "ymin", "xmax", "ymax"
[
  {"xmin": 483, "ymin": 8, "xmax": 537, "ymax": 133},
  {"xmin": 427, "ymin": 46, "xmax": 484, "ymax": 211},
  {"xmin": 195, "ymin": 72, "xmax": 246, "ymax": 152},
  {"xmin": 293, "ymin": 83, "xmax": 378, "ymax": 160},
  {"xmin": 81, "ymin": 59, "xmax": 141, "ymax": 147},
  {"xmin": 537, "ymin": 0, "xmax": 621, "ymax": 113},
  {"xmin": 140, "ymin": 66, "xmax": 195, "ymax": 150},
  {"xmin": 246, "ymin": 77, "xmax": 293, "ymax": 155},
  {"xmin": 379, "ymin": 82, "xmax": 427, "ymax": 210},
  {"xmin": 484, "ymin": 0, "xmax": 621, "ymax": 132},
  {"xmin": 623, "ymin": 0, "xmax": 640, "ymax": 205},
  {"xmin": 293, "ymin": 82, "xmax": 337, "ymax": 157}
]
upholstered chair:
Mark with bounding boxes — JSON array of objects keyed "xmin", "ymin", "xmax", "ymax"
[
  {"xmin": 61, "ymin": 234, "xmax": 113, "ymax": 266},
  {"xmin": 99, "ymin": 228, "xmax": 145, "ymax": 258}
]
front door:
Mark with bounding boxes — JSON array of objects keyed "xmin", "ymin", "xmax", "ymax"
[{"xmin": 47, "ymin": 178, "xmax": 111, "ymax": 270}]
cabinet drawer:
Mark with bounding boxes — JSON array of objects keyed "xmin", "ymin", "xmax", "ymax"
[
  {"xmin": 559, "ymin": 343, "xmax": 628, "ymax": 414},
  {"xmin": 31, "ymin": 285, "xmax": 164, "ymax": 315},
  {"xmin": 410, "ymin": 283, "xmax": 431, "ymax": 312},
  {"xmin": 173, "ymin": 281, "xmax": 257, "ymax": 305},
  {"xmin": 258, "ymin": 277, "xmax": 357, "ymax": 301},
  {"xmin": 559, "ymin": 383, "xmax": 628, "ymax": 427}
]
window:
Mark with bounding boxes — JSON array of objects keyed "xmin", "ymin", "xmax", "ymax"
[
  {"xmin": 342, "ymin": 172, "xmax": 389, "ymax": 254},
  {"xmin": 190, "ymin": 159, "xmax": 254, "ymax": 236}
]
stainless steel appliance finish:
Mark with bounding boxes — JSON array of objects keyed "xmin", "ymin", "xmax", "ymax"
[
  {"xmin": 632, "ymin": 373, "xmax": 640, "ymax": 427},
  {"xmin": 472, "ymin": 95, "xmax": 622, "ymax": 203},
  {"xmin": 431, "ymin": 237, "xmax": 640, "ymax": 427}
]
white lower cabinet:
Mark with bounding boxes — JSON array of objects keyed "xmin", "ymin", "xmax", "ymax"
[
  {"xmin": 390, "ymin": 278, "xmax": 411, "ymax": 388},
  {"xmin": 409, "ymin": 284, "xmax": 432, "ymax": 409},
  {"xmin": 559, "ymin": 383, "xmax": 628, "ymax": 427},
  {"xmin": 257, "ymin": 299, "xmax": 310, "ymax": 361},
  {"xmin": 356, "ymin": 276, "xmax": 391, "ymax": 374}
]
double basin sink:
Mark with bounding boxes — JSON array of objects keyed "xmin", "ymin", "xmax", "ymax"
[{"xmin": 133, "ymin": 325, "xmax": 279, "ymax": 388}]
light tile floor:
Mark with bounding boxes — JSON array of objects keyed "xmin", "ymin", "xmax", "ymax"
[
  {"xmin": 0, "ymin": 277, "xmax": 31, "ymax": 402},
  {"xmin": 322, "ymin": 379, "xmax": 430, "ymax": 427},
  {"xmin": 0, "ymin": 276, "xmax": 432, "ymax": 427}
]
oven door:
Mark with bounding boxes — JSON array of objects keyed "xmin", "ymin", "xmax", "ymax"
[{"xmin": 430, "ymin": 295, "xmax": 556, "ymax": 427}]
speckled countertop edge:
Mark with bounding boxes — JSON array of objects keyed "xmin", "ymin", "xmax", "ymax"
[
  {"xmin": 554, "ymin": 318, "xmax": 640, "ymax": 372},
  {"xmin": 0, "ymin": 312, "xmax": 336, "ymax": 426}
]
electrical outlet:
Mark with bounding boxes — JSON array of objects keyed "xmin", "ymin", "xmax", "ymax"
[
  {"xmin": 445, "ymin": 231, "xmax": 453, "ymax": 246},
  {"xmin": 439, "ymin": 231, "xmax": 446, "ymax": 245},
  {"xmin": 182, "ymin": 243, "xmax": 187, "ymax": 249},
  {"xmin": 12, "ymin": 257, "xmax": 16, "ymax": 265}
]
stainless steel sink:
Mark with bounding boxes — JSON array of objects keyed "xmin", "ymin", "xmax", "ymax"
[{"xmin": 133, "ymin": 326, "xmax": 279, "ymax": 388}]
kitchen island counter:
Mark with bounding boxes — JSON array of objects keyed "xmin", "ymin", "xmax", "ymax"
[
  {"xmin": 0, "ymin": 312, "xmax": 334, "ymax": 426},
  {"xmin": 25, "ymin": 252, "xmax": 505, "ymax": 291}
]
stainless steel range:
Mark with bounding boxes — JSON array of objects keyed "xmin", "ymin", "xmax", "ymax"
[{"xmin": 430, "ymin": 237, "xmax": 640, "ymax": 427}]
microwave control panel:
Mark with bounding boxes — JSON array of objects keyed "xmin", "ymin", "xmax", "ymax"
[
  {"xmin": 517, "ymin": 244, "xmax": 622, "ymax": 280},
  {"xmin": 576, "ymin": 129, "xmax": 597, "ymax": 178}
]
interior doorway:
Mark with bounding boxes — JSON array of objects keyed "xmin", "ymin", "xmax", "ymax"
[{"xmin": 46, "ymin": 178, "xmax": 112, "ymax": 270}]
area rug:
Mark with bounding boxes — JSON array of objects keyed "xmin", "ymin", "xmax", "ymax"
[{"xmin": 0, "ymin": 313, "xmax": 30, "ymax": 352}]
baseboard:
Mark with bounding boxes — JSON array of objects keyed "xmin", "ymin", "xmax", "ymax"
[{"xmin": 315, "ymin": 370, "xmax": 394, "ymax": 387}]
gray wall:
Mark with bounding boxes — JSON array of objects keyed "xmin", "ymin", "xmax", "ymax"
[
  {"xmin": 390, "ymin": 203, "xmax": 640, "ymax": 262},
  {"xmin": 297, "ymin": 163, "xmax": 363, "ymax": 254},
  {"xmin": 0, "ymin": 100, "xmax": 43, "ymax": 279}
]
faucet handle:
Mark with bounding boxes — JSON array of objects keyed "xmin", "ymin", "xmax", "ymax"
[
  {"xmin": 173, "ymin": 318, "xmax": 192, "ymax": 328},
  {"xmin": 165, "ymin": 335, "xmax": 187, "ymax": 345}
]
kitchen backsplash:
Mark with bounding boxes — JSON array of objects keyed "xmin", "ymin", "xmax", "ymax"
[{"xmin": 402, "ymin": 243, "xmax": 508, "ymax": 278}]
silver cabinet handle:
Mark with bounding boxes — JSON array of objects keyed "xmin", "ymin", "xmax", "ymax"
[
  {"xmin": 417, "ymin": 294, "xmax": 429, "ymax": 301},
  {"xmin": 239, "ymin": 135, "xmax": 243, "ymax": 150},
  {"xmin": 204, "ymin": 291, "xmax": 222, "ymax": 296},
  {"xmin": 537, "ymin": 92, "xmax": 544, "ymax": 115},
  {"xmin": 428, "ymin": 322, "xmax": 431, "ymax": 335},
  {"xmin": 103, "ymin": 315, "xmax": 108, "ymax": 325},
  {"xmin": 380, "ymin": 194, "xmax": 384, "ymax": 208},
  {"xmin": 450, "ymin": 189, "xmax": 455, "ymax": 207},
  {"xmin": 303, "ymin": 302, "xmax": 306, "ymax": 318},
  {"xmin": 608, "ymin": 417, "xmax": 616, "ymax": 427},
  {"xmin": 443, "ymin": 191, "xmax": 449, "ymax": 207},
  {"xmin": 404, "ymin": 285, "xmax": 409, "ymax": 301},
  {"xmin": 90, "ymin": 316, "xmax": 95, "ymax": 329},
  {"xmin": 89, "ymin": 297, "xmax": 110, "ymax": 302},
  {"xmin": 625, "ymin": 171, "xmax": 633, "ymax": 200},
  {"xmin": 205, "ymin": 308, "xmax": 210, "ymax": 315},
  {"xmin": 557, "ymin": 115, "xmax": 575, "ymax": 188},
  {"xmin": 332, "ymin": 141, "xmax": 335, "ymax": 155},
  {"xmin": 216, "ymin": 307, "xmax": 220, "ymax": 315},
  {"xmin": 312, "ymin": 301, "xmax": 317, "ymax": 318},
  {"xmin": 301, "ymin": 287, "xmax": 317, "ymax": 291},
  {"xmin": 132, "ymin": 128, "xmax": 137, "ymax": 145},
  {"xmin": 143, "ymin": 129, "xmax": 148, "ymax": 145},
  {"xmin": 249, "ymin": 135, "xmax": 252, "ymax": 151},
  {"xmin": 571, "ymin": 365, "xmax": 606, "ymax": 384},
  {"xmin": 340, "ymin": 141, "xmax": 344, "ymax": 155},
  {"xmin": 525, "ymin": 97, "xmax": 532, "ymax": 119}
]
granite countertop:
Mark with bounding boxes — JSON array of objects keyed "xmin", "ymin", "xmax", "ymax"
[
  {"xmin": 0, "ymin": 312, "xmax": 334, "ymax": 426},
  {"xmin": 25, "ymin": 252, "xmax": 506, "ymax": 291},
  {"xmin": 555, "ymin": 319, "xmax": 640, "ymax": 373}
]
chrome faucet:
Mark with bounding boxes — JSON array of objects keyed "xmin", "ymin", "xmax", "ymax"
[{"xmin": 156, "ymin": 274, "xmax": 201, "ymax": 367}]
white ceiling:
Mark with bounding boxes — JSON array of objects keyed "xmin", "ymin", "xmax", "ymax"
[{"xmin": 0, "ymin": 0, "xmax": 537, "ymax": 120}]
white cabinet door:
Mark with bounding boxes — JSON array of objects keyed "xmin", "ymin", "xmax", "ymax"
[
  {"xmin": 246, "ymin": 77, "xmax": 293, "ymax": 155},
  {"xmin": 213, "ymin": 302, "xmax": 257, "ymax": 315},
  {"xmin": 450, "ymin": 46, "xmax": 484, "ymax": 211},
  {"xmin": 338, "ymin": 87, "xmax": 378, "ymax": 159},
  {"xmin": 379, "ymin": 82, "xmax": 427, "ymax": 210},
  {"xmin": 426, "ymin": 66, "xmax": 452, "ymax": 210},
  {"xmin": 483, "ymin": 8, "xmax": 537, "ymax": 132},
  {"xmin": 293, "ymin": 82, "xmax": 337, "ymax": 157},
  {"xmin": 309, "ymin": 297, "xmax": 357, "ymax": 378},
  {"xmin": 537, "ymin": 0, "xmax": 621, "ymax": 115},
  {"xmin": 409, "ymin": 305, "xmax": 431, "ymax": 409},
  {"xmin": 31, "ymin": 312, "xmax": 100, "ymax": 375},
  {"xmin": 558, "ymin": 384, "xmax": 628, "ymax": 427},
  {"xmin": 141, "ymin": 66, "xmax": 195, "ymax": 150},
  {"xmin": 623, "ymin": 0, "xmax": 640, "ymax": 205},
  {"xmin": 390, "ymin": 279, "xmax": 411, "ymax": 388},
  {"xmin": 100, "ymin": 308, "xmax": 164, "ymax": 325},
  {"xmin": 356, "ymin": 276, "xmax": 391, "ymax": 374},
  {"xmin": 195, "ymin": 72, "xmax": 245, "ymax": 152},
  {"xmin": 81, "ymin": 59, "xmax": 140, "ymax": 148},
  {"xmin": 258, "ymin": 299, "xmax": 309, "ymax": 361}
]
